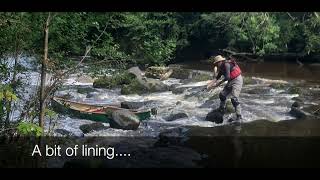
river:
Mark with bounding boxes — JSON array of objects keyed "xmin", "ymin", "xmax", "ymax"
[
  {"xmin": 2, "ymin": 58, "xmax": 320, "ymax": 168},
  {"xmin": 48, "ymin": 59, "xmax": 320, "ymax": 137}
]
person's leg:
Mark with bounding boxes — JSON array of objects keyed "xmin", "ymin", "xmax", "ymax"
[
  {"xmin": 218, "ymin": 85, "xmax": 231, "ymax": 113},
  {"xmin": 231, "ymin": 97, "xmax": 242, "ymax": 120},
  {"xmin": 230, "ymin": 76, "xmax": 243, "ymax": 121}
]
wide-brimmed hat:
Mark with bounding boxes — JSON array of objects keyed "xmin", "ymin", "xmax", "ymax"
[{"xmin": 212, "ymin": 55, "xmax": 226, "ymax": 64}]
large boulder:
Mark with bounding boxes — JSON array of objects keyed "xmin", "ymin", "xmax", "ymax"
[
  {"xmin": 120, "ymin": 79, "xmax": 149, "ymax": 95},
  {"xmin": 126, "ymin": 66, "xmax": 169, "ymax": 93},
  {"xmin": 93, "ymin": 72, "xmax": 135, "ymax": 89},
  {"xmin": 164, "ymin": 113, "xmax": 188, "ymax": 121},
  {"xmin": 110, "ymin": 110, "xmax": 141, "ymax": 130},
  {"xmin": 79, "ymin": 122, "xmax": 108, "ymax": 134},
  {"xmin": 205, "ymin": 109, "xmax": 224, "ymax": 124},
  {"xmin": 144, "ymin": 78, "xmax": 169, "ymax": 92}
]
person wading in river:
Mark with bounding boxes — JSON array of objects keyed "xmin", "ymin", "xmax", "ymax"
[{"xmin": 207, "ymin": 55, "xmax": 243, "ymax": 124}]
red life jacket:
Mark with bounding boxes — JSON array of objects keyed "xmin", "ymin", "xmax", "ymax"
[{"xmin": 222, "ymin": 59, "xmax": 242, "ymax": 80}]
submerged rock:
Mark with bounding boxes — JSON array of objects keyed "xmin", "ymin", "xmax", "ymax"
[
  {"xmin": 164, "ymin": 113, "xmax": 188, "ymax": 121},
  {"xmin": 80, "ymin": 122, "xmax": 108, "ymax": 134},
  {"xmin": 54, "ymin": 129, "xmax": 78, "ymax": 137},
  {"xmin": 110, "ymin": 110, "xmax": 140, "ymax": 130}
]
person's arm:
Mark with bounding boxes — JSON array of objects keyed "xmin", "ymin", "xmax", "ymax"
[
  {"xmin": 215, "ymin": 63, "xmax": 230, "ymax": 85},
  {"xmin": 216, "ymin": 70, "xmax": 222, "ymax": 80},
  {"xmin": 222, "ymin": 63, "xmax": 231, "ymax": 82}
]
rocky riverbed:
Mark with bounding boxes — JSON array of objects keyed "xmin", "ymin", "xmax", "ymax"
[{"xmin": 49, "ymin": 68, "xmax": 320, "ymax": 137}]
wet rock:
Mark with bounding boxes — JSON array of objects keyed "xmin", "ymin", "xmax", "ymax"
[
  {"xmin": 160, "ymin": 69, "xmax": 174, "ymax": 80},
  {"xmin": 205, "ymin": 109, "xmax": 224, "ymax": 124},
  {"xmin": 145, "ymin": 66, "xmax": 170, "ymax": 79},
  {"xmin": 290, "ymin": 107, "xmax": 310, "ymax": 119},
  {"xmin": 164, "ymin": 113, "xmax": 188, "ymax": 121},
  {"xmin": 144, "ymin": 78, "xmax": 169, "ymax": 92},
  {"xmin": 168, "ymin": 84, "xmax": 179, "ymax": 91},
  {"xmin": 93, "ymin": 72, "xmax": 136, "ymax": 89},
  {"xmin": 54, "ymin": 129, "xmax": 77, "ymax": 136},
  {"xmin": 121, "ymin": 79, "xmax": 148, "ymax": 95},
  {"xmin": 121, "ymin": 101, "xmax": 145, "ymax": 109},
  {"xmin": 128, "ymin": 66, "xmax": 144, "ymax": 78},
  {"xmin": 176, "ymin": 101, "xmax": 182, "ymax": 106},
  {"xmin": 110, "ymin": 110, "xmax": 140, "ymax": 130},
  {"xmin": 120, "ymin": 101, "xmax": 155, "ymax": 109},
  {"xmin": 170, "ymin": 67, "xmax": 192, "ymax": 79},
  {"xmin": 127, "ymin": 66, "xmax": 169, "ymax": 93},
  {"xmin": 75, "ymin": 75, "xmax": 94, "ymax": 84},
  {"xmin": 172, "ymin": 86, "xmax": 189, "ymax": 94},
  {"xmin": 79, "ymin": 122, "xmax": 108, "ymax": 134},
  {"xmin": 292, "ymin": 101, "xmax": 301, "ymax": 108}
]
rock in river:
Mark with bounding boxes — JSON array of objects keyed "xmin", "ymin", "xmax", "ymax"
[
  {"xmin": 164, "ymin": 113, "xmax": 188, "ymax": 121},
  {"xmin": 120, "ymin": 101, "xmax": 155, "ymax": 109},
  {"xmin": 110, "ymin": 110, "xmax": 140, "ymax": 130},
  {"xmin": 289, "ymin": 102, "xmax": 311, "ymax": 119},
  {"xmin": 205, "ymin": 109, "xmax": 224, "ymax": 124},
  {"xmin": 55, "ymin": 129, "xmax": 78, "ymax": 137},
  {"xmin": 80, "ymin": 122, "xmax": 108, "ymax": 134}
]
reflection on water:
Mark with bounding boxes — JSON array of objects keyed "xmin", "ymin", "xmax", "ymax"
[{"xmin": 178, "ymin": 60, "xmax": 320, "ymax": 83}]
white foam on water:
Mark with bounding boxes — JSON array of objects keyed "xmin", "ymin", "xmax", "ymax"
[
  {"xmin": 252, "ymin": 77, "xmax": 289, "ymax": 84},
  {"xmin": 22, "ymin": 68, "xmax": 309, "ymax": 136},
  {"xmin": 177, "ymin": 80, "xmax": 211, "ymax": 88}
]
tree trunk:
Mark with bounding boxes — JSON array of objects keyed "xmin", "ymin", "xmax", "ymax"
[{"xmin": 39, "ymin": 13, "xmax": 51, "ymax": 129}]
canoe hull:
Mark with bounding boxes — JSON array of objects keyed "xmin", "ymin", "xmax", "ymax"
[{"xmin": 52, "ymin": 97, "xmax": 151, "ymax": 123}]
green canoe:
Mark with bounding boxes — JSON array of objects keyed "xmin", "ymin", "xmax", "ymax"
[{"xmin": 52, "ymin": 97, "xmax": 152, "ymax": 123}]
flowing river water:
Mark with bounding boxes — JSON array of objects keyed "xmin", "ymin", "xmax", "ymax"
[
  {"xmin": 3, "ymin": 58, "xmax": 320, "ymax": 168},
  {"xmin": 47, "ymin": 60, "xmax": 320, "ymax": 137}
]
